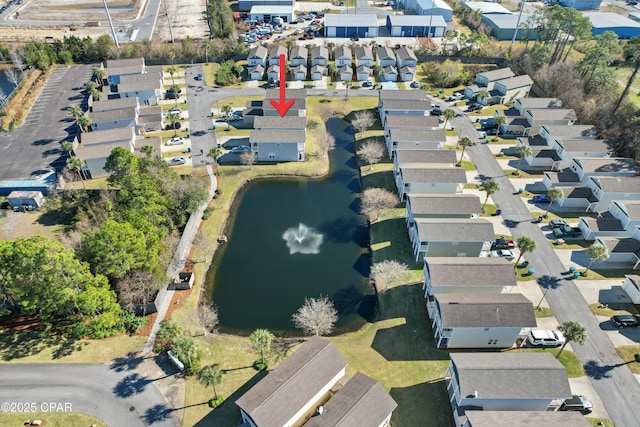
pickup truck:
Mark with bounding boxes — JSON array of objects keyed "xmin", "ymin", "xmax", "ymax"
[
  {"xmin": 492, "ymin": 238, "xmax": 515, "ymax": 250},
  {"xmin": 552, "ymin": 226, "xmax": 582, "ymax": 238}
]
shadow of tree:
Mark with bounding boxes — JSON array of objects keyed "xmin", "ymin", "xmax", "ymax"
[
  {"xmin": 113, "ymin": 373, "xmax": 151, "ymax": 398},
  {"xmin": 110, "ymin": 352, "xmax": 146, "ymax": 373},
  {"xmin": 143, "ymin": 403, "xmax": 174, "ymax": 425},
  {"xmin": 583, "ymin": 359, "xmax": 624, "ymax": 380},
  {"xmin": 537, "ymin": 275, "xmax": 564, "ymax": 290}
]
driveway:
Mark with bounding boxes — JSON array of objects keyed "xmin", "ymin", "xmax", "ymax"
[{"xmin": 0, "ymin": 363, "xmax": 179, "ymax": 426}]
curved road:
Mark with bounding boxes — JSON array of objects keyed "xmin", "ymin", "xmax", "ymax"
[
  {"xmin": 448, "ymin": 106, "xmax": 640, "ymax": 427},
  {"xmin": 0, "ymin": 364, "xmax": 179, "ymax": 426}
]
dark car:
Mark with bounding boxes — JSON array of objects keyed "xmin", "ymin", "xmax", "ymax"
[
  {"xmin": 549, "ymin": 219, "xmax": 569, "ymax": 229},
  {"xmin": 165, "ymin": 122, "xmax": 182, "ymax": 130},
  {"xmin": 468, "ymin": 103, "xmax": 483, "ymax": 112},
  {"xmin": 350, "ymin": 34, "xmax": 359, "ymax": 41},
  {"xmin": 532, "ymin": 194, "xmax": 551, "ymax": 203},
  {"xmin": 430, "ymin": 108, "xmax": 442, "ymax": 116},
  {"xmin": 610, "ymin": 314, "xmax": 640, "ymax": 328},
  {"xmin": 492, "ymin": 238, "xmax": 515, "ymax": 250},
  {"xmin": 165, "ymin": 91, "xmax": 180, "ymax": 100}
]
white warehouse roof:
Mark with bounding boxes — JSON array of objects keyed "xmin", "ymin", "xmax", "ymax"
[
  {"xmin": 583, "ymin": 12, "xmax": 640, "ymax": 28},
  {"xmin": 387, "ymin": 14, "xmax": 447, "ymax": 27},
  {"xmin": 250, "ymin": 5, "xmax": 294, "ymax": 14},
  {"xmin": 325, "ymin": 14, "xmax": 379, "ymax": 27}
]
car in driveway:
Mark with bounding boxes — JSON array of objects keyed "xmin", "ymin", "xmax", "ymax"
[
  {"xmin": 549, "ymin": 219, "xmax": 569, "ymax": 229},
  {"xmin": 410, "ymin": 81, "xmax": 420, "ymax": 88},
  {"xmin": 430, "ymin": 107, "xmax": 442, "ymax": 116},
  {"xmin": 525, "ymin": 329, "xmax": 565, "ymax": 347},
  {"xmin": 165, "ymin": 122, "xmax": 181, "ymax": 130},
  {"xmin": 532, "ymin": 194, "xmax": 551, "ymax": 203},
  {"xmin": 231, "ymin": 145, "xmax": 251, "ymax": 153},
  {"xmin": 491, "ymin": 238, "xmax": 515, "ymax": 250},
  {"xmin": 560, "ymin": 395, "xmax": 593, "ymax": 415},
  {"xmin": 490, "ymin": 249, "xmax": 515, "ymax": 261},
  {"xmin": 166, "ymin": 137, "xmax": 185, "ymax": 146},
  {"xmin": 167, "ymin": 107, "xmax": 182, "ymax": 115},
  {"xmin": 228, "ymin": 114, "xmax": 242, "ymax": 121},
  {"xmin": 610, "ymin": 314, "xmax": 640, "ymax": 328},
  {"xmin": 165, "ymin": 91, "xmax": 180, "ymax": 100},
  {"xmin": 468, "ymin": 103, "xmax": 483, "ymax": 112},
  {"xmin": 167, "ymin": 157, "xmax": 186, "ymax": 166}
]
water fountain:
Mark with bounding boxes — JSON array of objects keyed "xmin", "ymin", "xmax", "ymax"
[{"xmin": 282, "ymin": 223, "xmax": 324, "ymax": 254}]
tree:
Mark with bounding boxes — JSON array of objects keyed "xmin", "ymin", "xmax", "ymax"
[
  {"xmin": 207, "ymin": 146, "xmax": 223, "ymax": 163},
  {"xmin": 614, "ymin": 36, "xmax": 640, "ymax": 113},
  {"xmin": 198, "ymin": 365, "xmax": 223, "ymax": 401},
  {"xmin": 165, "ymin": 112, "xmax": 181, "ymax": 137},
  {"xmin": 316, "ymin": 129, "xmax": 336, "ymax": 155},
  {"xmin": 481, "ymin": 179, "xmax": 499, "ymax": 211},
  {"xmin": 351, "ymin": 110, "xmax": 375, "ymax": 139},
  {"xmin": 477, "ymin": 89, "xmax": 489, "ymax": 104},
  {"xmin": 250, "ymin": 328, "xmax": 274, "ymax": 368},
  {"xmin": 344, "ymin": 79, "xmax": 352, "ymax": 100},
  {"xmin": 197, "ymin": 302, "xmax": 219, "ymax": 336},
  {"xmin": 556, "ymin": 320, "xmax": 587, "ymax": 358},
  {"xmin": 157, "ymin": 319, "xmax": 182, "ymax": 342},
  {"xmin": 544, "ymin": 187, "xmax": 563, "ymax": 216},
  {"xmin": 140, "ymin": 144, "xmax": 155, "ymax": 157},
  {"xmin": 171, "ymin": 336, "xmax": 202, "ymax": 374},
  {"xmin": 77, "ymin": 115, "xmax": 91, "ymax": 133},
  {"xmin": 458, "ymin": 136, "xmax": 473, "ymax": 164},
  {"xmin": 4, "ymin": 67, "xmax": 20, "ymax": 89},
  {"xmin": 493, "ymin": 115, "xmax": 506, "ymax": 139},
  {"xmin": 67, "ymin": 156, "xmax": 86, "ymax": 190},
  {"xmin": 516, "ymin": 144, "xmax": 532, "ymax": 174},
  {"xmin": 515, "ymin": 236, "xmax": 536, "ymax": 266},
  {"xmin": 116, "ymin": 269, "xmax": 161, "ymax": 315},
  {"xmin": 442, "ymin": 108, "xmax": 455, "ymax": 130},
  {"xmin": 167, "ymin": 66, "xmax": 177, "ymax": 85},
  {"xmin": 359, "ymin": 139, "xmax": 385, "ymax": 170},
  {"xmin": 90, "ymin": 88, "xmax": 102, "ymax": 101},
  {"xmin": 371, "ymin": 260, "xmax": 409, "ymax": 293},
  {"xmin": 360, "ymin": 188, "xmax": 399, "ymax": 222},
  {"xmin": 585, "ymin": 243, "xmax": 608, "ymax": 274},
  {"xmin": 61, "ymin": 141, "xmax": 74, "ymax": 156},
  {"xmin": 92, "ymin": 66, "xmax": 106, "ymax": 87},
  {"xmin": 291, "ymin": 295, "xmax": 338, "ymax": 336},
  {"xmin": 221, "ymin": 104, "xmax": 233, "ymax": 122},
  {"xmin": 240, "ymin": 151, "xmax": 256, "ymax": 168},
  {"xmin": 105, "ymin": 147, "xmax": 140, "ymax": 184},
  {"xmin": 67, "ymin": 104, "xmax": 83, "ymax": 119}
]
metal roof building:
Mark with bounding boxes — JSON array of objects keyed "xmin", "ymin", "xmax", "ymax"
[
  {"xmin": 324, "ymin": 14, "xmax": 379, "ymax": 38},
  {"xmin": 464, "ymin": 1, "xmax": 512, "ymax": 14},
  {"xmin": 582, "ymin": 12, "xmax": 640, "ymax": 39},
  {"xmin": 481, "ymin": 14, "xmax": 539, "ymax": 41},
  {"xmin": 386, "ymin": 14, "xmax": 447, "ymax": 37}
]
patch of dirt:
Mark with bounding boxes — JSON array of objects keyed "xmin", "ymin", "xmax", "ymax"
[
  {"xmin": 0, "ymin": 210, "xmax": 62, "ymax": 240},
  {"xmin": 153, "ymin": 0, "xmax": 210, "ymax": 41}
]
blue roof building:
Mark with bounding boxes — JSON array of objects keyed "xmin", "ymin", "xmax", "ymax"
[
  {"xmin": 560, "ymin": 0, "xmax": 601, "ymax": 10},
  {"xmin": 386, "ymin": 14, "xmax": 447, "ymax": 37},
  {"xmin": 583, "ymin": 12, "xmax": 640, "ymax": 39}
]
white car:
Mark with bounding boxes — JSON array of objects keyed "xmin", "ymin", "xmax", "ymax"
[
  {"xmin": 168, "ymin": 156, "xmax": 186, "ymax": 165},
  {"xmin": 410, "ymin": 81, "xmax": 420, "ymax": 88},
  {"xmin": 167, "ymin": 107, "xmax": 182, "ymax": 115},
  {"xmin": 526, "ymin": 329, "xmax": 565, "ymax": 347},
  {"xmin": 166, "ymin": 137, "xmax": 185, "ymax": 146},
  {"xmin": 490, "ymin": 249, "xmax": 515, "ymax": 261}
]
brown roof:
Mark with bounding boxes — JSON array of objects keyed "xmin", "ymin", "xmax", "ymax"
[
  {"xmin": 235, "ymin": 337, "xmax": 348, "ymax": 427},
  {"xmin": 407, "ymin": 194, "xmax": 481, "ymax": 215},
  {"xmin": 425, "ymin": 257, "xmax": 516, "ymax": 288},
  {"xmin": 435, "ymin": 293, "xmax": 536, "ymax": 328},
  {"xmin": 303, "ymin": 373, "xmax": 397, "ymax": 427}
]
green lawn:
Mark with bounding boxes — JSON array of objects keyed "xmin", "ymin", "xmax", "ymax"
[
  {"xmin": 616, "ymin": 346, "xmax": 640, "ymax": 374},
  {"xmin": 526, "ymin": 348, "xmax": 585, "ymax": 377},
  {"xmin": 0, "ymin": 413, "xmax": 107, "ymax": 427}
]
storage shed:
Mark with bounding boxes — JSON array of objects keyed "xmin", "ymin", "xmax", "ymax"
[
  {"xmin": 7, "ymin": 191, "xmax": 45, "ymax": 210},
  {"xmin": 238, "ymin": 0, "xmax": 293, "ymax": 12},
  {"xmin": 386, "ymin": 14, "xmax": 446, "ymax": 37},
  {"xmin": 481, "ymin": 14, "xmax": 539, "ymax": 41},
  {"xmin": 582, "ymin": 12, "xmax": 640, "ymax": 39},
  {"xmin": 324, "ymin": 14, "xmax": 379, "ymax": 38}
]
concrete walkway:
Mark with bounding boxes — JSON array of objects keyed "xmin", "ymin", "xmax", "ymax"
[
  {"xmin": 143, "ymin": 164, "xmax": 217, "ymax": 353},
  {"xmin": 457, "ymin": 122, "xmax": 640, "ymax": 426}
]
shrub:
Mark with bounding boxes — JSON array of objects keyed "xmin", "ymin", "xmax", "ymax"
[
  {"xmin": 253, "ymin": 359, "xmax": 269, "ymax": 371},
  {"xmin": 121, "ymin": 310, "xmax": 148, "ymax": 335},
  {"xmin": 202, "ymin": 208, "xmax": 213, "ymax": 220},
  {"xmin": 209, "ymin": 396, "xmax": 225, "ymax": 408}
]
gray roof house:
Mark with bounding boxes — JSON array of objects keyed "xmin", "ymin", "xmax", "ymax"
[
  {"xmin": 393, "ymin": 149, "xmax": 457, "ymax": 174},
  {"xmin": 464, "ymin": 411, "xmax": 591, "ymax": 427},
  {"xmin": 622, "ymin": 273, "xmax": 640, "ymax": 303},
  {"xmin": 354, "ymin": 45, "xmax": 374, "ymax": 67},
  {"xmin": 105, "ymin": 57, "xmax": 146, "ymax": 85},
  {"xmin": 253, "ymin": 116, "xmax": 307, "ymax": 131},
  {"xmin": 395, "ymin": 45, "xmax": 418, "ymax": 68},
  {"xmin": 578, "ymin": 199, "xmax": 640, "ymax": 241},
  {"xmin": 91, "ymin": 97, "xmax": 139, "ymax": 113},
  {"xmin": 77, "ymin": 141, "xmax": 133, "ymax": 179},
  {"xmin": 522, "ymin": 108, "xmax": 577, "ymax": 137},
  {"xmin": 406, "ymin": 194, "xmax": 482, "ymax": 221},
  {"xmin": 409, "ymin": 217, "xmax": 493, "ymax": 261},
  {"xmin": 290, "ymin": 45, "xmax": 308, "ymax": 67},
  {"xmin": 250, "ymin": 129, "xmax": 306, "ymax": 162},
  {"xmin": 380, "ymin": 65, "xmax": 398, "ymax": 82},
  {"xmin": 89, "ymin": 107, "xmax": 138, "ymax": 132},
  {"xmin": 395, "ymin": 167, "xmax": 466, "ymax": 200},
  {"xmin": 376, "ymin": 46, "xmax": 396, "ymax": 67},
  {"xmin": 492, "ymin": 74, "xmax": 534, "ymax": 104},
  {"xmin": 557, "ymin": 176, "xmax": 640, "ymax": 212},
  {"xmin": 379, "ymin": 89, "xmax": 427, "ymax": 104},
  {"xmin": 422, "ymin": 257, "xmax": 517, "ymax": 297},
  {"xmin": 430, "ymin": 293, "xmax": 536, "ymax": 349},
  {"xmin": 268, "ymin": 45, "xmax": 288, "ymax": 66},
  {"xmin": 384, "ymin": 115, "xmax": 439, "ymax": 132},
  {"xmin": 248, "ymin": 45, "xmax": 268, "ymax": 67},
  {"xmin": 310, "ymin": 64, "xmax": 328, "ymax": 80},
  {"xmin": 594, "ymin": 234, "xmax": 640, "ymax": 270},
  {"xmin": 398, "ymin": 65, "xmax": 416, "ymax": 82},
  {"xmin": 263, "ymin": 89, "xmax": 307, "ymax": 118},
  {"xmin": 514, "ymin": 98, "xmax": 563, "ymax": 115},
  {"xmin": 236, "ymin": 337, "xmax": 348, "ymax": 427},
  {"xmin": 291, "ymin": 64, "xmax": 307, "ymax": 81},
  {"xmin": 249, "ymin": 64, "xmax": 265, "ymax": 81},
  {"xmin": 543, "ymin": 157, "xmax": 637, "ymax": 189},
  {"xmin": 464, "ymin": 67, "xmax": 514, "ymax": 98},
  {"xmin": 304, "ymin": 373, "xmax": 397, "ymax": 427},
  {"xmin": 311, "ymin": 45, "xmax": 329, "ymax": 66},
  {"xmin": 379, "ymin": 99, "xmax": 432, "ymax": 128},
  {"xmin": 79, "ymin": 126, "xmax": 136, "ymax": 147},
  {"xmin": 550, "ymin": 138, "xmax": 612, "ymax": 171},
  {"xmin": 335, "ymin": 45, "xmax": 353, "ymax": 67},
  {"xmin": 445, "ymin": 352, "xmax": 572, "ymax": 426},
  {"xmin": 355, "ymin": 65, "xmax": 373, "ymax": 81},
  {"xmin": 337, "ymin": 65, "xmax": 354, "ymax": 82}
]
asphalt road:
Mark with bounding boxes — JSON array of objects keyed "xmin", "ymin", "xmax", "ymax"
[
  {"xmin": 0, "ymin": 363, "xmax": 179, "ymax": 426},
  {"xmin": 455, "ymin": 115, "xmax": 640, "ymax": 427}
]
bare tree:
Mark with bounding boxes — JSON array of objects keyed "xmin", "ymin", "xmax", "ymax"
[
  {"xmin": 4, "ymin": 68, "xmax": 20, "ymax": 89},
  {"xmin": 371, "ymin": 260, "xmax": 409, "ymax": 293},
  {"xmin": 316, "ymin": 129, "xmax": 336, "ymax": 155},
  {"xmin": 240, "ymin": 151, "xmax": 256, "ymax": 168},
  {"xmin": 116, "ymin": 270, "xmax": 162, "ymax": 315},
  {"xmin": 360, "ymin": 188, "xmax": 399, "ymax": 222},
  {"xmin": 351, "ymin": 110, "xmax": 375, "ymax": 139},
  {"xmin": 316, "ymin": 104, "xmax": 335, "ymax": 122},
  {"xmin": 10, "ymin": 50, "xmax": 25, "ymax": 72},
  {"xmin": 197, "ymin": 302, "xmax": 219, "ymax": 336},
  {"xmin": 359, "ymin": 139, "xmax": 385, "ymax": 170},
  {"xmin": 291, "ymin": 295, "xmax": 338, "ymax": 336}
]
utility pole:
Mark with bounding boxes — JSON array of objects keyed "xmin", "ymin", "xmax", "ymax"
[
  {"xmin": 510, "ymin": 0, "xmax": 526, "ymax": 48},
  {"xmin": 163, "ymin": 0, "xmax": 175, "ymax": 43},
  {"xmin": 102, "ymin": 0, "xmax": 120, "ymax": 51},
  {"xmin": 428, "ymin": 0, "xmax": 436, "ymax": 40}
]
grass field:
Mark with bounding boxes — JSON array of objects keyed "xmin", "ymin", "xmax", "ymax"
[{"xmin": 0, "ymin": 412, "xmax": 107, "ymax": 427}]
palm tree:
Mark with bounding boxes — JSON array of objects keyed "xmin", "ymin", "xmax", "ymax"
[
  {"xmin": 477, "ymin": 89, "xmax": 489, "ymax": 105},
  {"xmin": 67, "ymin": 156, "xmax": 86, "ymax": 190},
  {"xmin": 140, "ymin": 145, "xmax": 155, "ymax": 157},
  {"xmin": 198, "ymin": 364, "xmax": 223, "ymax": 400},
  {"xmin": 458, "ymin": 136, "xmax": 473, "ymax": 164},
  {"xmin": 515, "ymin": 236, "xmax": 536, "ymax": 266},
  {"xmin": 90, "ymin": 88, "xmax": 102, "ymax": 101},
  {"xmin": 165, "ymin": 112, "xmax": 181, "ymax": 136},
  {"xmin": 167, "ymin": 66, "xmax": 177, "ymax": 85},
  {"xmin": 208, "ymin": 147, "xmax": 223, "ymax": 163},
  {"xmin": 67, "ymin": 104, "xmax": 83, "ymax": 119},
  {"xmin": 614, "ymin": 36, "xmax": 640, "ymax": 114},
  {"xmin": 516, "ymin": 145, "xmax": 532, "ymax": 175},
  {"xmin": 442, "ymin": 108, "xmax": 455, "ymax": 130},
  {"xmin": 85, "ymin": 81, "xmax": 98, "ymax": 92},
  {"xmin": 344, "ymin": 80, "xmax": 352, "ymax": 100},
  {"xmin": 481, "ymin": 179, "xmax": 499, "ymax": 211},
  {"xmin": 544, "ymin": 188, "xmax": 563, "ymax": 217},
  {"xmin": 250, "ymin": 329, "xmax": 274, "ymax": 367},
  {"xmin": 77, "ymin": 115, "xmax": 91, "ymax": 133},
  {"xmin": 221, "ymin": 104, "xmax": 233, "ymax": 122},
  {"xmin": 557, "ymin": 321, "xmax": 587, "ymax": 358},
  {"xmin": 61, "ymin": 141, "xmax": 74, "ymax": 157},
  {"xmin": 493, "ymin": 115, "xmax": 506, "ymax": 139},
  {"xmin": 92, "ymin": 66, "xmax": 106, "ymax": 87},
  {"xmin": 585, "ymin": 243, "xmax": 608, "ymax": 274}
]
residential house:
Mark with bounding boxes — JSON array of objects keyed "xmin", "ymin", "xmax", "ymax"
[
  {"xmin": 622, "ymin": 274, "xmax": 640, "ymax": 304},
  {"xmin": 118, "ymin": 68, "xmax": 163, "ymax": 86},
  {"xmin": 105, "ymin": 57, "xmax": 146, "ymax": 85},
  {"xmin": 544, "ymin": 157, "xmax": 637, "ymax": 190},
  {"xmin": 491, "ymin": 74, "xmax": 534, "ymax": 104},
  {"xmin": 518, "ymin": 124, "xmax": 597, "ymax": 168},
  {"xmin": 594, "ymin": 234, "xmax": 640, "ymax": 270},
  {"xmin": 137, "ymin": 105, "xmax": 163, "ymax": 132},
  {"xmin": 551, "ymin": 138, "xmax": 612, "ymax": 170},
  {"xmin": 80, "ymin": 127, "xmax": 136, "ymax": 147},
  {"xmin": 291, "ymin": 64, "xmax": 307, "ymax": 81},
  {"xmin": 464, "ymin": 411, "xmax": 592, "ymax": 427},
  {"xmin": 249, "ymin": 64, "xmax": 265, "ymax": 81},
  {"xmin": 267, "ymin": 64, "xmax": 281, "ymax": 81},
  {"xmin": 422, "ymin": 257, "xmax": 517, "ymax": 297},
  {"xmin": 396, "ymin": 168, "xmax": 468, "ymax": 200},
  {"xmin": 290, "ymin": 45, "xmax": 308, "ymax": 67},
  {"xmin": 334, "ymin": 45, "xmax": 352, "ymax": 67},
  {"xmin": 104, "ymin": 79, "xmax": 163, "ymax": 106},
  {"xmin": 384, "ymin": 115, "xmax": 439, "ymax": 133},
  {"xmin": 248, "ymin": 45, "xmax": 268, "ymax": 67},
  {"xmin": 406, "ymin": 194, "xmax": 482, "ymax": 222},
  {"xmin": 387, "ymin": 128, "xmax": 447, "ymax": 157},
  {"xmin": 376, "ymin": 46, "xmax": 396, "ymax": 67},
  {"xmin": 236, "ymin": 337, "xmax": 348, "ymax": 427},
  {"xmin": 378, "ymin": 89, "xmax": 427, "ymax": 108},
  {"xmin": 395, "ymin": 45, "xmax": 418, "ymax": 69},
  {"xmin": 77, "ymin": 127, "xmax": 137, "ymax": 178},
  {"xmin": 250, "ymin": 129, "xmax": 306, "ymax": 161},
  {"xmin": 464, "ymin": 67, "xmax": 515, "ymax": 99},
  {"xmin": 409, "ymin": 218, "xmax": 493, "ymax": 260},
  {"xmin": 354, "ymin": 45, "xmax": 374, "ymax": 67},
  {"xmin": 393, "ymin": 149, "xmax": 457, "ymax": 174},
  {"xmin": 521, "ymin": 109, "xmax": 577, "ymax": 137},
  {"xmin": 310, "ymin": 64, "xmax": 327, "ymax": 80},
  {"xmin": 379, "ymin": 65, "xmax": 398, "ymax": 82},
  {"xmin": 91, "ymin": 97, "xmax": 139, "ymax": 113},
  {"xmin": 429, "ymin": 293, "xmax": 536, "ymax": 349},
  {"xmin": 253, "ymin": 116, "xmax": 307, "ymax": 131},
  {"xmin": 398, "ymin": 66, "xmax": 416, "ymax": 82},
  {"xmin": 556, "ymin": 176, "xmax": 640, "ymax": 212},
  {"xmin": 264, "ymin": 89, "xmax": 307, "ymax": 117},
  {"xmin": 268, "ymin": 45, "xmax": 288, "ymax": 66},
  {"xmin": 514, "ymin": 98, "xmax": 563, "ymax": 115},
  {"xmin": 303, "ymin": 373, "xmax": 397, "ymax": 427},
  {"xmin": 582, "ymin": 200, "xmax": 640, "ymax": 245},
  {"xmin": 355, "ymin": 65, "xmax": 373, "ymax": 82},
  {"xmin": 337, "ymin": 65, "xmax": 354, "ymax": 81},
  {"xmin": 379, "ymin": 99, "xmax": 432, "ymax": 125},
  {"xmin": 310, "ymin": 45, "xmax": 329, "ymax": 66},
  {"xmin": 608, "ymin": 200, "xmax": 640, "ymax": 231},
  {"xmin": 445, "ymin": 352, "xmax": 572, "ymax": 426},
  {"xmin": 88, "ymin": 107, "xmax": 138, "ymax": 132}
]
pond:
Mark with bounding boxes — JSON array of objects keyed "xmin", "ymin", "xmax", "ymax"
[{"xmin": 205, "ymin": 116, "xmax": 373, "ymax": 336}]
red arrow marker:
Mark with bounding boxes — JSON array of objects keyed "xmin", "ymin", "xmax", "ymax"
[{"xmin": 269, "ymin": 53, "xmax": 295, "ymax": 117}]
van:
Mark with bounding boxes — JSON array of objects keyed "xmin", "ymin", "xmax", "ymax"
[{"xmin": 560, "ymin": 395, "xmax": 593, "ymax": 414}]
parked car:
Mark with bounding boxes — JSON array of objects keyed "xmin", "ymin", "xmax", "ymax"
[
  {"xmin": 167, "ymin": 137, "xmax": 185, "ymax": 146},
  {"xmin": 525, "ymin": 329, "xmax": 565, "ymax": 347},
  {"xmin": 350, "ymin": 34, "xmax": 359, "ymax": 41},
  {"xmin": 194, "ymin": 73, "xmax": 203, "ymax": 81},
  {"xmin": 468, "ymin": 103, "xmax": 483, "ymax": 112},
  {"xmin": 549, "ymin": 219, "xmax": 569, "ymax": 229},
  {"xmin": 610, "ymin": 314, "xmax": 640, "ymax": 328},
  {"xmin": 165, "ymin": 91, "xmax": 180, "ymax": 100},
  {"xmin": 492, "ymin": 238, "xmax": 515, "ymax": 250},
  {"xmin": 430, "ymin": 108, "xmax": 442, "ymax": 116},
  {"xmin": 165, "ymin": 122, "xmax": 182, "ymax": 130},
  {"xmin": 228, "ymin": 114, "xmax": 242, "ymax": 121},
  {"xmin": 560, "ymin": 395, "xmax": 593, "ymax": 415},
  {"xmin": 168, "ymin": 157, "xmax": 186, "ymax": 166},
  {"xmin": 532, "ymin": 194, "xmax": 551, "ymax": 203},
  {"xmin": 490, "ymin": 249, "xmax": 515, "ymax": 261},
  {"xmin": 410, "ymin": 81, "xmax": 420, "ymax": 88},
  {"xmin": 552, "ymin": 225, "xmax": 582, "ymax": 238},
  {"xmin": 167, "ymin": 107, "xmax": 182, "ymax": 115},
  {"xmin": 231, "ymin": 145, "xmax": 251, "ymax": 153}
]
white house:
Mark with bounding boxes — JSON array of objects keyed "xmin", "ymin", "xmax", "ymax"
[
  {"xmin": 247, "ymin": 45, "xmax": 268, "ymax": 67},
  {"xmin": 557, "ymin": 176, "xmax": 640, "ymax": 212},
  {"xmin": 104, "ymin": 79, "xmax": 162, "ymax": 106},
  {"xmin": 409, "ymin": 218, "xmax": 493, "ymax": 261},
  {"xmin": 105, "ymin": 57, "xmax": 146, "ymax": 85},
  {"xmin": 290, "ymin": 45, "xmax": 308, "ymax": 67},
  {"xmin": 355, "ymin": 65, "xmax": 372, "ymax": 82},
  {"xmin": 253, "ymin": 116, "xmax": 307, "ymax": 132},
  {"xmin": 91, "ymin": 97, "xmax": 139, "ymax": 113},
  {"xmin": 395, "ymin": 46, "xmax": 418, "ymax": 69},
  {"xmin": 337, "ymin": 65, "xmax": 354, "ymax": 82},
  {"xmin": 594, "ymin": 228, "xmax": 640, "ymax": 269},
  {"xmin": 384, "ymin": 115, "xmax": 439, "ymax": 133},
  {"xmin": 492, "ymin": 74, "xmax": 534, "ymax": 104},
  {"xmin": 379, "ymin": 99, "xmax": 432, "ymax": 126},
  {"xmin": 249, "ymin": 64, "xmax": 265, "ymax": 81},
  {"xmin": 398, "ymin": 66, "xmax": 416, "ymax": 82},
  {"xmin": 622, "ymin": 274, "xmax": 640, "ymax": 304},
  {"xmin": 268, "ymin": 45, "xmax": 288, "ymax": 66},
  {"xmin": 551, "ymin": 138, "xmax": 612, "ymax": 170},
  {"xmin": 378, "ymin": 89, "xmax": 427, "ymax": 108},
  {"xmin": 407, "ymin": 194, "xmax": 482, "ymax": 222},
  {"xmin": 291, "ymin": 64, "xmax": 307, "ymax": 81},
  {"xmin": 310, "ymin": 64, "xmax": 327, "ymax": 80},
  {"xmin": 354, "ymin": 45, "xmax": 374, "ymax": 67},
  {"xmin": 310, "ymin": 45, "xmax": 329, "ymax": 66},
  {"xmin": 464, "ymin": 67, "xmax": 514, "ymax": 99},
  {"xmin": 267, "ymin": 64, "xmax": 281, "ymax": 81},
  {"xmin": 445, "ymin": 352, "xmax": 572, "ymax": 426},
  {"xmin": 429, "ymin": 293, "xmax": 536, "ymax": 349},
  {"xmin": 250, "ymin": 129, "xmax": 306, "ymax": 161},
  {"xmin": 379, "ymin": 65, "xmax": 398, "ymax": 82},
  {"xmin": 396, "ymin": 166, "xmax": 466, "ymax": 199},
  {"xmin": 376, "ymin": 46, "xmax": 396, "ymax": 67},
  {"xmin": 88, "ymin": 107, "xmax": 138, "ymax": 132},
  {"xmin": 393, "ymin": 149, "xmax": 457, "ymax": 174},
  {"xmin": 334, "ymin": 45, "xmax": 353, "ymax": 67},
  {"xmin": 387, "ymin": 128, "xmax": 447, "ymax": 157}
]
